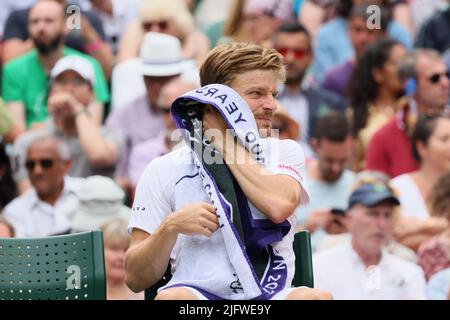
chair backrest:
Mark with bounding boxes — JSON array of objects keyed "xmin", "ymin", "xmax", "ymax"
[
  {"xmin": 292, "ymin": 230, "xmax": 314, "ymax": 288},
  {"xmin": 0, "ymin": 231, "xmax": 106, "ymax": 300},
  {"xmin": 144, "ymin": 230, "xmax": 314, "ymax": 299}
]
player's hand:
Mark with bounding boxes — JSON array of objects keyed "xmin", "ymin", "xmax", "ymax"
[{"xmin": 165, "ymin": 202, "xmax": 219, "ymax": 237}]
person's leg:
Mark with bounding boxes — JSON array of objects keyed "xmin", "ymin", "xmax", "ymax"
[{"xmin": 154, "ymin": 286, "xmax": 206, "ymax": 300}]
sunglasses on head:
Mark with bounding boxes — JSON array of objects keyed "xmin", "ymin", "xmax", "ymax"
[
  {"xmin": 25, "ymin": 159, "xmax": 54, "ymax": 171},
  {"xmin": 276, "ymin": 47, "xmax": 308, "ymax": 60},
  {"xmin": 142, "ymin": 20, "xmax": 169, "ymax": 31},
  {"xmin": 428, "ymin": 71, "xmax": 450, "ymax": 84}
]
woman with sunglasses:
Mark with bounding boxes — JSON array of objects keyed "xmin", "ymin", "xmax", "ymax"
[
  {"xmin": 117, "ymin": 0, "xmax": 210, "ymax": 66},
  {"xmin": 391, "ymin": 113, "xmax": 450, "ymax": 251}
]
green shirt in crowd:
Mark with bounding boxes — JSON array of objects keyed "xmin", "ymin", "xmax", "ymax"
[{"xmin": 1, "ymin": 47, "xmax": 109, "ymax": 128}]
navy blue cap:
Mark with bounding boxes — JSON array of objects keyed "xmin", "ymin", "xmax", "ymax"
[{"xmin": 348, "ymin": 183, "xmax": 400, "ymax": 208}]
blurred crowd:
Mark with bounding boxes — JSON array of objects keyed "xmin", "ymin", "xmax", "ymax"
[{"xmin": 0, "ymin": 0, "xmax": 449, "ymax": 300}]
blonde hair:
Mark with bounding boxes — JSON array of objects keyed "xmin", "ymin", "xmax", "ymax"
[
  {"xmin": 199, "ymin": 42, "xmax": 285, "ymax": 87},
  {"xmin": 100, "ymin": 218, "xmax": 130, "ymax": 250},
  {"xmin": 138, "ymin": 0, "xmax": 194, "ymax": 38}
]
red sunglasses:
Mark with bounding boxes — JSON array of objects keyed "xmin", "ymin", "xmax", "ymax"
[{"xmin": 276, "ymin": 47, "xmax": 309, "ymax": 60}]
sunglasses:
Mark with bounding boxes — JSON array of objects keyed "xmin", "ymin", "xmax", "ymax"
[
  {"xmin": 25, "ymin": 159, "xmax": 54, "ymax": 171},
  {"xmin": 428, "ymin": 71, "xmax": 450, "ymax": 84},
  {"xmin": 276, "ymin": 47, "xmax": 309, "ymax": 60},
  {"xmin": 142, "ymin": 20, "xmax": 169, "ymax": 31}
]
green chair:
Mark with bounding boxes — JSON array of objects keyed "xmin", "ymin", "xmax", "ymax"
[
  {"xmin": 144, "ymin": 230, "xmax": 314, "ymax": 300},
  {"xmin": 0, "ymin": 231, "xmax": 106, "ymax": 300}
]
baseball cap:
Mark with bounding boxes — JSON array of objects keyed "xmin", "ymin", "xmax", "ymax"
[
  {"xmin": 348, "ymin": 183, "xmax": 400, "ymax": 209},
  {"xmin": 50, "ymin": 55, "xmax": 96, "ymax": 85}
]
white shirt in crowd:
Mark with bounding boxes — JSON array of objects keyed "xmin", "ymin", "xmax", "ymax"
[
  {"xmin": 390, "ymin": 174, "xmax": 430, "ymax": 219},
  {"xmin": 129, "ymin": 138, "xmax": 310, "ymax": 299},
  {"xmin": 3, "ymin": 176, "xmax": 85, "ymax": 238},
  {"xmin": 313, "ymin": 242, "xmax": 427, "ymax": 300}
]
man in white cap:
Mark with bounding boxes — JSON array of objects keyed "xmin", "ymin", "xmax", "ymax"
[
  {"xmin": 11, "ymin": 55, "xmax": 124, "ymax": 193},
  {"xmin": 106, "ymin": 32, "xmax": 192, "ymax": 196}
]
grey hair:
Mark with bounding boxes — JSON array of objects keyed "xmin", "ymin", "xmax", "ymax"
[
  {"xmin": 398, "ymin": 48, "xmax": 442, "ymax": 80},
  {"xmin": 26, "ymin": 131, "xmax": 71, "ymax": 160}
]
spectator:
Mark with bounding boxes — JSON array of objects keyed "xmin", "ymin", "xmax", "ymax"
[
  {"xmin": 415, "ymin": 1, "xmax": 450, "ymax": 53},
  {"xmin": 12, "ymin": 55, "xmax": 123, "ymax": 192},
  {"xmin": 1, "ymin": 0, "xmax": 114, "ymax": 79},
  {"xmin": 322, "ymin": 4, "xmax": 387, "ymax": 100},
  {"xmin": 107, "ymin": 32, "xmax": 191, "ymax": 195},
  {"xmin": 273, "ymin": 22, "xmax": 346, "ymax": 157},
  {"xmin": 296, "ymin": 112, "xmax": 356, "ymax": 250},
  {"xmin": 101, "ymin": 218, "xmax": 144, "ymax": 300},
  {"xmin": 349, "ymin": 37, "xmax": 407, "ymax": 171},
  {"xmin": 117, "ymin": 0, "xmax": 210, "ymax": 66},
  {"xmin": 391, "ymin": 113, "xmax": 450, "ymax": 219},
  {"xmin": 128, "ymin": 77, "xmax": 197, "ymax": 189},
  {"xmin": 0, "ymin": 97, "xmax": 23, "ymax": 144},
  {"xmin": 391, "ymin": 113, "xmax": 450, "ymax": 251},
  {"xmin": 1, "ymin": 0, "xmax": 109, "ymax": 130},
  {"xmin": 417, "ymin": 171, "xmax": 450, "ymax": 280},
  {"xmin": 313, "ymin": 0, "xmax": 412, "ymax": 81},
  {"xmin": 313, "ymin": 176, "xmax": 427, "ymax": 299},
  {"xmin": 365, "ymin": 49, "xmax": 450, "ymax": 178},
  {"xmin": 0, "ymin": 143, "xmax": 17, "ymax": 210},
  {"xmin": 88, "ymin": 0, "xmax": 141, "ymax": 54},
  {"xmin": 3, "ymin": 133, "xmax": 85, "ymax": 237}
]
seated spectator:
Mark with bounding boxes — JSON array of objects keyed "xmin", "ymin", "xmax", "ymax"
[
  {"xmin": 273, "ymin": 22, "xmax": 346, "ymax": 157},
  {"xmin": 313, "ymin": 177, "xmax": 426, "ymax": 299},
  {"xmin": 418, "ymin": 171, "xmax": 450, "ymax": 281},
  {"xmin": 1, "ymin": 0, "xmax": 109, "ymax": 130},
  {"xmin": 312, "ymin": 0, "xmax": 412, "ymax": 81},
  {"xmin": 101, "ymin": 218, "xmax": 144, "ymax": 300},
  {"xmin": 366, "ymin": 49, "xmax": 449, "ymax": 178},
  {"xmin": 118, "ymin": 0, "xmax": 210, "ymax": 66},
  {"xmin": 88, "ymin": 0, "xmax": 141, "ymax": 54},
  {"xmin": 349, "ymin": 37, "xmax": 407, "ymax": 171},
  {"xmin": 426, "ymin": 268, "xmax": 450, "ymax": 300},
  {"xmin": 12, "ymin": 55, "xmax": 123, "ymax": 191},
  {"xmin": 391, "ymin": 113, "xmax": 450, "ymax": 251},
  {"xmin": 322, "ymin": 4, "xmax": 387, "ymax": 100},
  {"xmin": 0, "ymin": 143, "xmax": 17, "ymax": 210},
  {"xmin": 295, "ymin": 112, "xmax": 356, "ymax": 250},
  {"xmin": 1, "ymin": 0, "xmax": 113, "ymax": 78},
  {"xmin": 3, "ymin": 134, "xmax": 85, "ymax": 237},
  {"xmin": 0, "ymin": 215, "xmax": 15, "ymax": 238},
  {"xmin": 107, "ymin": 32, "xmax": 191, "ymax": 195},
  {"xmin": 128, "ymin": 78, "xmax": 198, "ymax": 189},
  {"xmin": 391, "ymin": 113, "xmax": 450, "ymax": 219},
  {"xmin": 0, "ymin": 97, "xmax": 23, "ymax": 144}
]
